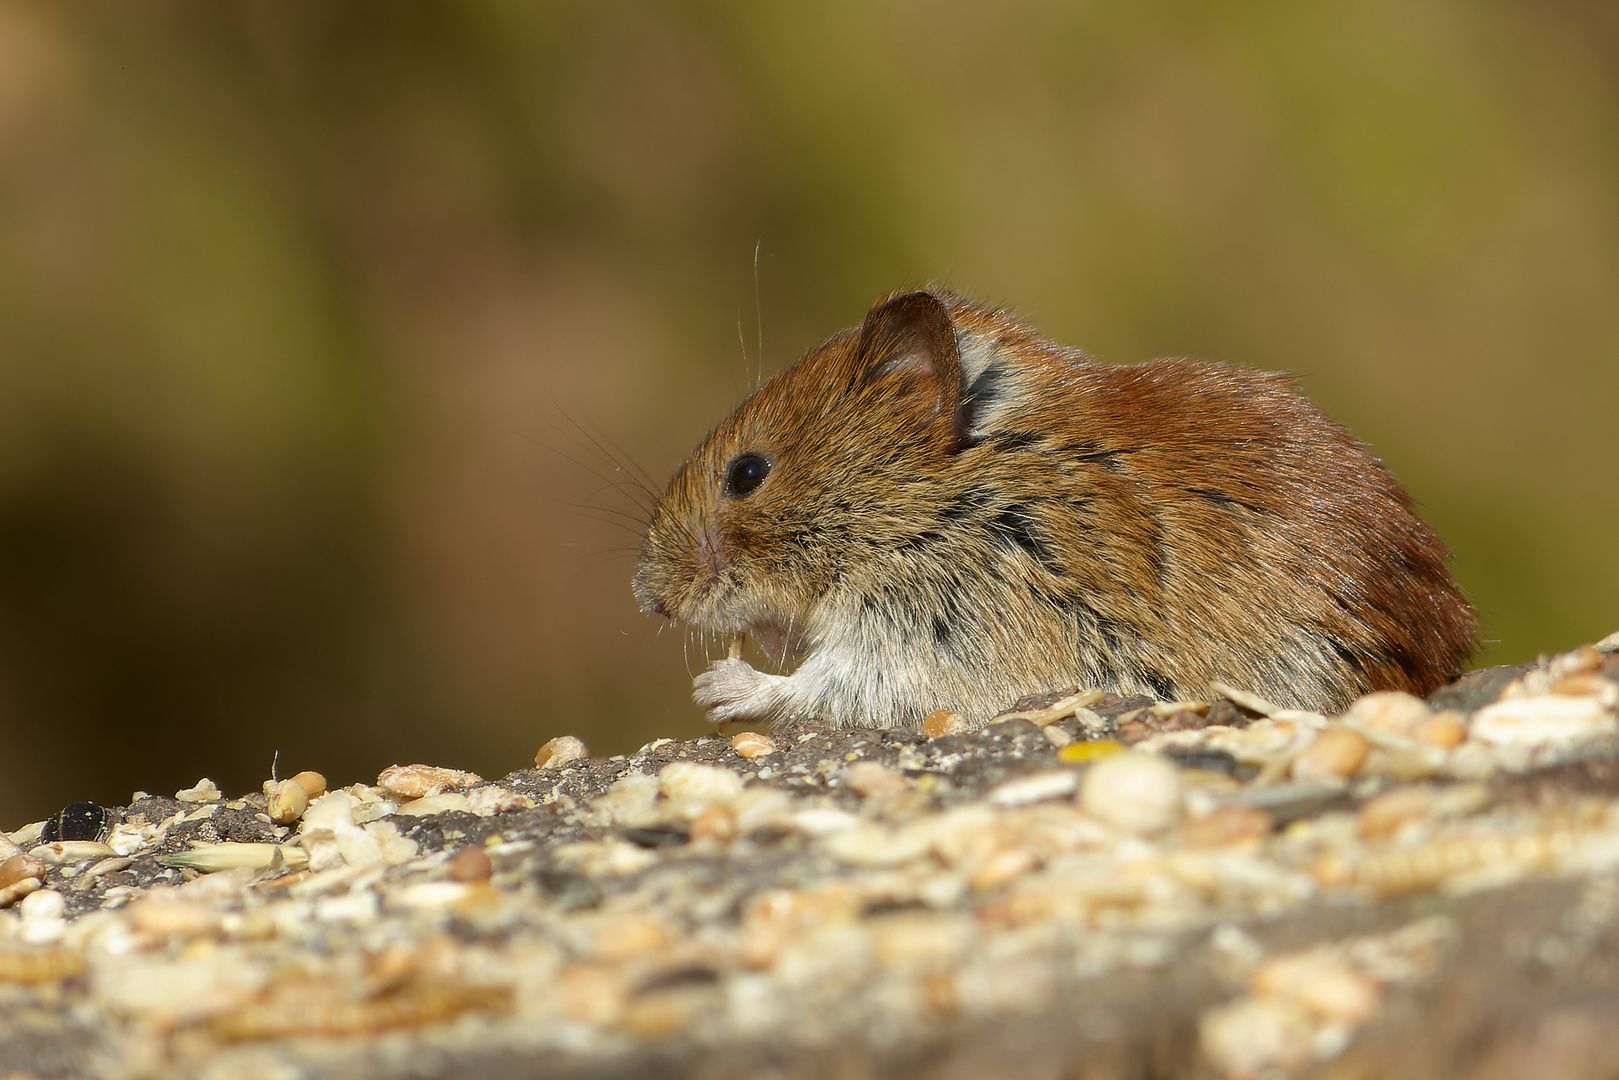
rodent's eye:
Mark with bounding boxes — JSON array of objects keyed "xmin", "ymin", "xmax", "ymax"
[{"xmin": 724, "ymin": 454, "xmax": 771, "ymax": 499}]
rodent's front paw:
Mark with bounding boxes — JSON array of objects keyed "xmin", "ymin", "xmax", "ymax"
[{"xmin": 693, "ymin": 658, "xmax": 789, "ymax": 724}]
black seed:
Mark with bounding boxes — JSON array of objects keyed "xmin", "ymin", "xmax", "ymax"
[
  {"xmin": 615, "ymin": 825, "xmax": 690, "ymax": 849},
  {"xmin": 42, "ymin": 802, "xmax": 109, "ymax": 843},
  {"xmin": 1164, "ymin": 748, "xmax": 1239, "ymax": 775},
  {"xmin": 532, "ymin": 868, "xmax": 603, "ymax": 911}
]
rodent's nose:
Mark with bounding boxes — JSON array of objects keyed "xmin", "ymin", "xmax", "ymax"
[{"xmin": 650, "ymin": 598, "xmax": 669, "ymax": 617}]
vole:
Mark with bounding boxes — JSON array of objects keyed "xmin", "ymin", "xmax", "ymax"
[{"xmin": 633, "ymin": 288, "xmax": 1478, "ymax": 728}]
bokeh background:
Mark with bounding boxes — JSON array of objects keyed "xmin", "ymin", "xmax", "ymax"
[{"xmin": 2, "ymin": 1, "xmax": 1616, "ymax": 827}]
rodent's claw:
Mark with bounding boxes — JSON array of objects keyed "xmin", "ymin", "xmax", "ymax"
[{"xmin": 694, "ymin": 657, "xmax": 788, "ymax": 725}]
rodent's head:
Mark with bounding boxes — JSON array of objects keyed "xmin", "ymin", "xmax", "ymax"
[{"xmin": 633, "ymin": 290, "xmax": 967, "ymax": 652}]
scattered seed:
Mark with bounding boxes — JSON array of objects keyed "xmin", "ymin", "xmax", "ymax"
[
  {"xmin": 1357, "ymin": 787, "xmax": 1435, "ymax": 839},
  {"xmin": 0, "ymin": 854, "xmax": 46, "ymax": 891},
  {"xmin": 1181, "ymin": 805, "xmax": 1272, "ymax": 850},
  {"xmin": 1471, "ymin": 695, "xmax": 1616, "ymax": 746},
  {"xmin": 0, "ymin": 949, "xmax": 85, "ymax": 984},
  {"xmin": 290, "ymin": 770, "xmax": 328, "ymax": 799},
  {"xmin": 1291, "ymin": 729, "xmax": 1369, "ymax": 781},
  {"xmin": 1251, "ymin": 951, "xmax": 1382, "ymax": 1025},
  {"xmin": 921, "ymin": 709, "xmax": 970, "ymax": 738},
  {"xmin": 1550, "ymin": 645, "xmax": 1605, "ymax": 679},
  {"xmin": 1079, "ymin": 752, "xmax": 1182, "ymax": 834},
  {"xmin": 158, "ymin": 843, "xmax": 309, "ymax": 874},
  {"xmin": 1200, "ymin": 995, "xmax": 1315, "ymax": 1076},
  {"xmin": 377, "ymin": 764, "xmax": 482, "ymax": 800},
  {"xmin": 30, "ymin": 841, "xmax": 117, "ymax": 865},
  {"xmin": 844, "ymin": 761, "xmax": 907, "ymax": 797},
  {"xmin": 1414, "ymin": 712, "xmax": 1468, "ymax": 748},
  {"xmin": 536, "ymin": 736, "xmax": 589, "ymax": 769},
  {"xmin": 969, "ymin": 846, "xmax": 1038, "ymax": 891},
  {"xmin": 823, "ymin": 824, "xmax": 934, "ymax": 867},
  {"xmin": 659, "ymin": 761, "xmax": 744, "ymax": 803},
  {"xmin": 175, "ymin": 778, "xmax": 223, "ymax": 803},
  {"xmin": 1345, "ymin": 692, "xmax": 1432, "ymax": 737},
  {"xmin": 1209, "ymin": 682, "xmax": 1282, "ymax": 716},
  {"xmin": 731, "ymin": 731, "xmax": 777, "ymax": 758},
  {"xmin": 1058, "ymin": 739, "xmax": 1125, "ymax": 764},
  {"xmin": 987, "ymin": 771, "xmax": 1078, "ymax": 808},
  {"xmin": 447, "ymin": 847, "xmax": 493, "ymax": 883},
  {"xmin": 212, "ymin": 978, "xmax": 511, "ymax": 1040},
  {"xmin": 990, "ymin": 689, "xmax": 1107, "ymax": 726},
  {"xmin": 41, "ymin": 802, "xmax": 109, "ymax": 843},
  {"xmin": 690, "ymin": 803, "xmax": 739, "ymax": 845},
  {"xmin": 265, "ymin": 779, "xmax": 309, "ymax": 825},
  {"xmin": 394, "ymin": 792, "xmax": 474, "ymax": 817}
]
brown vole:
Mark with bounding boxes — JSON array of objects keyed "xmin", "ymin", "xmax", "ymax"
[{"xmin": 633, "ymin": 288, "xmax": 1478, "ymax": 728}]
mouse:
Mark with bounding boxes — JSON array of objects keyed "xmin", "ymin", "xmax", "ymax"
[{"xmin": 633, "ymin": 287, "xmax": 1479, "ymax": 729}]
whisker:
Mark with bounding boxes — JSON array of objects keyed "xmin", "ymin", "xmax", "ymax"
[{"xmin": 753, "ymin": 236, "xmax": 765, "ymax": 391}]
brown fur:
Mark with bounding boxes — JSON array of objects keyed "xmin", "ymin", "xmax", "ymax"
[{"xmin": 634, "ymin": 288, "xmax": 1478, "ymax": 727}]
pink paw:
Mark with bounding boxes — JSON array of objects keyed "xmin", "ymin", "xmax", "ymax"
[{"xmin": 693, "ymin": 658, "xmax": 787, "ymax": 724}]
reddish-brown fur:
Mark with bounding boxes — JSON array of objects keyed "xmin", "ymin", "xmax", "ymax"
[{"xmin": 634, "ymin": 288, "xmax": 1478, "ymax": 727}]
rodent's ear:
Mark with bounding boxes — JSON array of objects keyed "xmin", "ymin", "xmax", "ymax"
[{"xmin": 854, "ymin": 291, "xmax": 963, "ymax": 435}]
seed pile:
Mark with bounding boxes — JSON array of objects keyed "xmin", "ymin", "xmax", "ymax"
[{"xmin": 2, "ymin": 637, "xmax": 1618, "ymax": 1079}]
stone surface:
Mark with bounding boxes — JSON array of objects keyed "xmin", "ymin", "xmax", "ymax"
[{"xmin": 2, "ymin": 645, "xmax": 1619, "ymax": 1079}]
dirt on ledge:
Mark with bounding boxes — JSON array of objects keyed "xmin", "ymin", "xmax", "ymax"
[{"xmin": 2, "ymin": 638, "xmax": 1618, "ymax": 1080}]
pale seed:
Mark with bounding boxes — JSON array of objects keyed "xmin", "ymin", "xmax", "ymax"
[
  {"xmin": 1345, "ymin": 691, "xmax": 1432, "ymax": 736},
  {"xmin": 1079, "ymin": 752, "xmax": 1183, "ymax": 834},
  {"xmin": 289, "ymin": 770, "xmax": 327, "ymax": 799},
  {"xmin": 968, "ymin": 846, "xmax": 1037, "ymax": 891},
  {"xmin": 921, "ymin": 709, "xmax": 970, "ymax": 738},
  {"xmin": 1472, "ymin": 695, "xmax": 1616, "ymax": 746},
  {"xmin": 158, "ymin": 843, "xmax": 310, "ymax": 874},
  {"xmin": 377, "ymin": 764, "xmax": 482, "ymax": 799},
  {"xmin": 1043, "ymin": 725, "xmax": 1075, "ymax": 748},
  {"xmin": 1252, "ymin": 952, "xmax": 1382, "ymax": 1025},
  {"xmin": 1357, "ymin": 787, "xmax": 1435, "ymax": 839},
  {"xmin": 659, "ymin": 761, "xmax": 744, "ymax": 803},
  {"xmin": 1414, "ymin": 712, "xmax": 1468, "ymax": 748},
  {"xmin": 987, "ymin": 770, "xmax": 1078, "ymax": 807},
  {"xmin": 843, "ymin": 760, "xmax": 907, "ymax": 797},
  {"xmin": 1209, "ymin": 681, "xmax": 1283, "ymax": 716},
  {"xmin": 730, "ymin": 731, "xmax": 777, "ymax": 758},
  {"xmin": 0, "ymin": 854, "xmax": 45, "ymax": 890},
  {"xmin": 175, "ymin": 778, "xmax": 223, "ymax": 803},
  {"xmin": 589, "ymin": 915, "xmax": 669, "ymax": 961},
  {"xmin": 535, "ymin": 736, "xmax": 589, "ymax": 769},
  {"xmin": 1181, "ymin": 804, "xmax": 1272, "ymax": 849},
  {"xmin": 1550, "ymin": 645, "xmax": 1604, "ymax": 678},
  {"xmin": 690, "ymin": 803, "xmax": 738, "ymax": 845},
  {"xmin": 447, "ymin": 847, "xmax": 492, "ymax": 882},
  {"xmin": 1291, "ymin": 729, "xmax": 1369, "ymax": 781},
  {"xmin": 265, "ymin": 779, "xmax": 309, "ymax": 825},
  {"xmin": 393, "ymin": 792, "xmax": 473, "ymax": 817}
]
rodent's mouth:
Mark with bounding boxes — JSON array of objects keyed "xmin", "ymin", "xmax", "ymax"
[{"xmin": 745, "ymin": 617, "xmax": 800, "ymax": 665}]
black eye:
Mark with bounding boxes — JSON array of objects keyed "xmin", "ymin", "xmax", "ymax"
[{"xmin": 724, "ymin": 453, "xmax": 771, "ymax": 498}]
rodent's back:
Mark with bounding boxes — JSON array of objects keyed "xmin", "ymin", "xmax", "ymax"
[{"xmin": 961, "ymin": 336, "xmax": 1475, "ymax": 709}]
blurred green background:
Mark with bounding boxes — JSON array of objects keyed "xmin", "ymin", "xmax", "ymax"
[{"xmin": 1, "ymin": 2, "xmax": 1616, "ymax": 828}]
